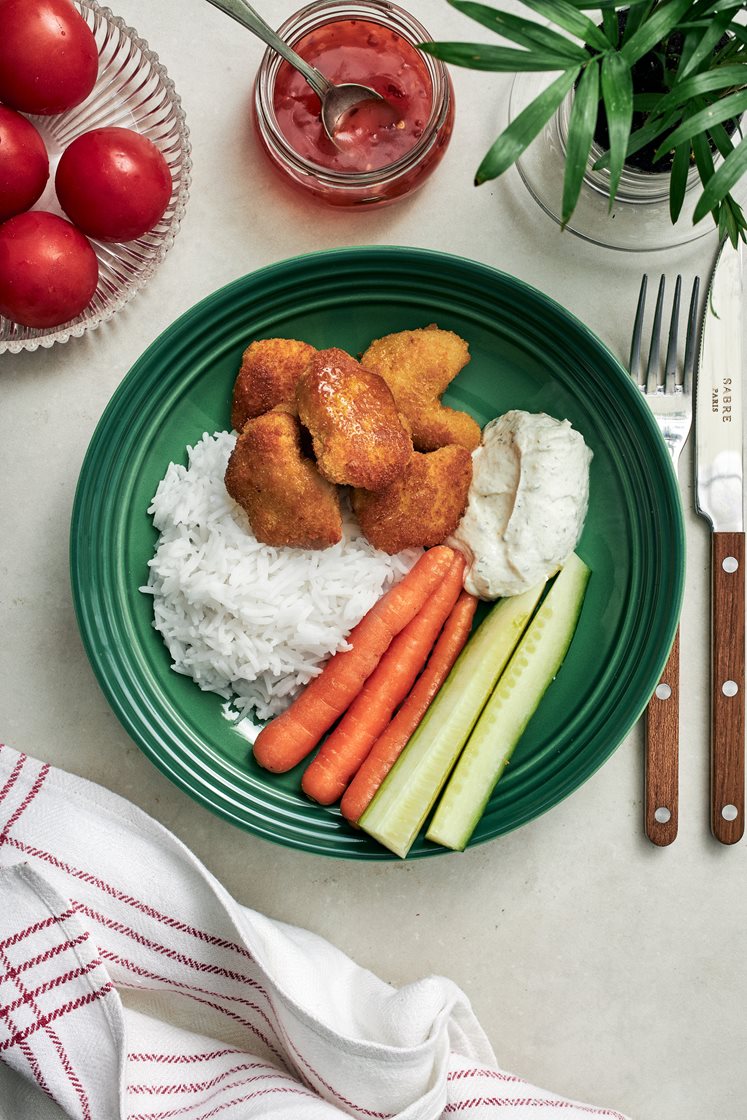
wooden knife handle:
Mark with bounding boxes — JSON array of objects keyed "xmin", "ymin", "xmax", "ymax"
[
  {"xmin": 644, "ymin": 627, "xmax": 679, "ymax": 845},
  {"xmin": 711, "ymin": 531, "xmax": 746, "ymax": 844}
]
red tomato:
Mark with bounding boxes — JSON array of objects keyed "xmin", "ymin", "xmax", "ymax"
[
  {"xmin": 0, "ymin": 0, "xmax": 99, "ymax": 115},
  {"xmin": 56, "ymin": 127, "xmax": 173, "ymax": 242},
  {"xmin": 0, "ymin": 107, "xmax": 50, "ymax": 222},
  {"xmin": 0, "ymin": 211, "xmax": 98, "ymax": 328}
]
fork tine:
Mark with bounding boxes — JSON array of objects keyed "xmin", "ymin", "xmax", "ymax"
[
  {"xmin": 664, "ymin": 275, "xmax": 682, "ymax": 394},
  {"xmin": 629, "ymin": 274, "xmax": 648, "ymax": 384},
  {"xmin": 646, "ymin": 275, "xmax": 666, "ymax": 394},
  {"xmin": 683, "ymin": 275, "xmax": 701, "ymax": 397}
]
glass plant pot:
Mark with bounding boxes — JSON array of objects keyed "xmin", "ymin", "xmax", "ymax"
[
  {"xmin": 253, "ymin": 0, "xmax": 454, "ymax": 208},
  {"xmin": 509, "ymin": 71, "xmax": 722, "ymax": 252}
]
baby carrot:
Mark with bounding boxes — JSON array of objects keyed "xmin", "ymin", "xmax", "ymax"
[
  {"xmin": 301, "ymin": 553, "xmax": 466, "ymax": 805},
  {"xmin": 252, "ymin": 545, "xmax": 457, "ymax": 773},
  {"xmin": 340, "ymin": 589, "xmax": 478, "ymax": 826}
]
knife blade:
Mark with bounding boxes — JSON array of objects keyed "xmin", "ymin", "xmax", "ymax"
[{"xmin": 696, "ymin": 237, "xmax": 745, "ymax": 844}]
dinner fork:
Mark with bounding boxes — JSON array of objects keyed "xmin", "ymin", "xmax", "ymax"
[{"xmin": 629, "ymin": 273, "xmax": 700, "ymax": 846}]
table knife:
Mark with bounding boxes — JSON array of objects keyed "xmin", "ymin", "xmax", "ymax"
[{"xmin": 696, "ymin": 238, "xmax": 745, "ymax": 844}]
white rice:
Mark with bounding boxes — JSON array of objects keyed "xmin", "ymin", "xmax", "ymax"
[{"xmin": 141, "ymin": 431, "xmax": 422, "ymax": 721}]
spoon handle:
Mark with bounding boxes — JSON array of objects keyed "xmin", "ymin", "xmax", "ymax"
[{"xmin": 204, "ymin": 0, "xmax": 331, "ymax": 99}]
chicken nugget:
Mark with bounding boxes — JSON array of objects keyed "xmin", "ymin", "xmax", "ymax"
[
  {"xmin": 296, "ymin": 347, "xmax": 412, "ymax": 490},
  {"xmin": 231, "ymin": 338, "xmax": 316, "ymax": 430},
  {"xmin": 361, "ymin": 325, "xmax": 481, "ymax": 452},
  {"xmin": 225, "ymin": 407, "xmax": 342, "ymax": 549},
  {"xmin": 352, "ymin": 445, "xmax": 473, "ymax": 554}
]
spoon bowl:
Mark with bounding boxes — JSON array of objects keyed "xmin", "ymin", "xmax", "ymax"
[
  {"xmin": 205, "ymin": 0, "xmax": 388, "ymax": 143},
  {"xmin": 320, "ymin": 81, "xmax": 390, "ymax": 141}
]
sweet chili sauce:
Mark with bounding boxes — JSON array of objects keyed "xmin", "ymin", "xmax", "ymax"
[{"xmin": 272, "ymin": 19, "xmax": 434, "ymax": 173}]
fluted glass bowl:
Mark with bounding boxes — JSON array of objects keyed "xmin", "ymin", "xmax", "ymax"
[{"xmin": 0, "ymin": 0, "xmax": 191, "ymax": 355}]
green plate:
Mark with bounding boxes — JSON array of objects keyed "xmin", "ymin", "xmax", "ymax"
[{"xmin": 70, "ymin": 246, "xmax": 684, "ymax": 859}]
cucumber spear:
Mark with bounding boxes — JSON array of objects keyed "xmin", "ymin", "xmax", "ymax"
[{"xmin": 427, "ymin": 552, "xmax": 590, "ymax": 852}]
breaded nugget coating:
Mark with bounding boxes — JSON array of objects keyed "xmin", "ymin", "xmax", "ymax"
[
  {"xmin": 225, "ymin": 407, "xmax": 342, "ymax": 550},
  {"xmin": 352, "ymin": 445, "xmax": 473, "ymax": 554},
  {"xmin": 361, "ymin": 325, "xmax": 481, "ymax": 452},
  {"xmin": 231, "ymin": 338, "xmax": 316, "ymax": 431},
  {"xmin": 296, "ymin": 347, "xmax": 412, "ymax": 490}
]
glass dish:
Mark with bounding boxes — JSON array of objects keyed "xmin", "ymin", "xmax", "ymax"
[
  {"xmin": 0, "ymin": 0, "xmax": 191, "ymax": 355},
  {"xmin": 252, "ymin": 0, "xmax": 454, "ymax": 207}
]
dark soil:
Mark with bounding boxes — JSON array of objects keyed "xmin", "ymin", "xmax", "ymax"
[{"xmin": 591, "ymin": 11, "xmax": 734, "ymax": 173}]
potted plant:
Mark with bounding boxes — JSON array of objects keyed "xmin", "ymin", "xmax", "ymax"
[{"xmin": 421, "ymin": 0, "xmax": 747, "ymax": 246}]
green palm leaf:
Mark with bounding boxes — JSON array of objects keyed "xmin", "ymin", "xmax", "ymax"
[
  {"xmin": 731, "ymin": 26, "xmax": 747, "ymax": 47},
  {"xmin": 562, "ymin": 61, "xmax": 600, "ymax": 224},
  {"xmin": 717, "ymin": 195, "xmax": 747, "ymax": 247},
  {"xmin": 691, "ymin": 130, "xmax": 716, "ymax": 186},
  {"xmin": 710, "ymin": 119, "xmax": 742, "ymax": 159},
  {"xmin": 563, "ymin": 1, "xmax": 651, "ymax": 8},
  {"xmin": 686, "ymin": 0, "xmax": 742, "ymax": 16},
  {"xmin": 621, "ymin": 0, "xmax": 694, "ymax": 65},
  {"xmin": 475, "ymin": 68, "xmax": 581, "ymax": 183},
  {"xmin": 707, "ymin": 0, "xmax": 746, "ymax": 12},
  {"xmin": 679, "ymin": 10, "xmax": 742, "ymax": 78},
  {"xmin": 601, "ymin": 52, "xmax": 634, "ymax": 201},
  {"xmin": 622, "ymin": 1, "xmax": 656, "ymax": 42},
  {"xmin": 517, "ymin": 0, "xmax": 611, "ymax": 52},
  {"xmin": 447, "ymin": 2, "xmax": 589, "ymax": 60},
  {"xmin": 419, "ymin": 42, "xmax": 584, "ymax": 72},
  {"xmin": 656, "ymin": 65, "xmax": 747, "ymax": 113},
  {"xmin": 602, "ymin": 9, "xmax": 619, "ymax": 44},
  {"xmin": 675, "ymin": 25, "xmax": 719, "ymax": 77},
  {"xmin": 654, "ymin": 89, "xmax": 747, "ymax": 157},
  {"xmin": 690, "ymin": 131, "xmax": 720, "ymax": 227},
  {"xmin": 669, "ymin": 142, "xmax": 691, "ymax": 222},
  {"xmin": 693, "ymin": 134, "xmax": 747, "ymax": 223}
]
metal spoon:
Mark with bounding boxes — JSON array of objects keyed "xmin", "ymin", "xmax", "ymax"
[{"xmin": 204, "ymin": 0, "xmax": 388, "ymax": 142}]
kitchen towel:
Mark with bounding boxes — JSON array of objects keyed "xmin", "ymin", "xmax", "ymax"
[{"xmin": 0, "ymin": 744, "xmax": 629, "ymax": 1120}]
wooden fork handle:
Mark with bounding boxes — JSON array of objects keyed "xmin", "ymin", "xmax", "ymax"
[
  {"xmin": 711, "ymin": 531, "xmax": 746, "ymax": 844},
  {"xmin": 644, "ymin": 627, "xmax": 679, "ymax": 845}
]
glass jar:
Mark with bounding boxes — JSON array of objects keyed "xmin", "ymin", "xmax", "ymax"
[{"xmin": 252, "ymin": 0, "xmax": 454, "ymax": 208}]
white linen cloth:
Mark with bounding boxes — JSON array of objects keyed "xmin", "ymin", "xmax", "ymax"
[{"xmin": 0, "ymin": 744, "xmax": 629, "ymax": 1120}]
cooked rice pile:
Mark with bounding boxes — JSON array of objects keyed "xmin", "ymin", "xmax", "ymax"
[{"xmin": 141, "ymin": 431, "xmax": 421, "ymax": 721}]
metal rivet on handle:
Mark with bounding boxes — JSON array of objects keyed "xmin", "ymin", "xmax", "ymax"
[
  {"xmin": 654, "ymin": 807, "xmax": 671, "ymax": 824},
  {"xmin": 722, "ymin": 804, "xmax": 739, "ymax": 821},
  {"xmin": 722, "ymin": 680, "xmax": 739, "ymax": 697},
  {"xmin": 655, "ymin": 683, "xmax": 672, "ymax": 700},
  {"xmin": 722, "ymin": 555, "xmax": 739, "ymax": 573}
]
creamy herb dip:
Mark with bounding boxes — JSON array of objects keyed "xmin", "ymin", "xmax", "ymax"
[{"xmin": 449, "ymin": 410, "xmax": 592, "ymax": 599}]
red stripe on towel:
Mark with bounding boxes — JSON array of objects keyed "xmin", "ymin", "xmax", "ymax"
[
  {"xmin": 129, "ymin": 1051, "xmax": 248, "ymax": 1065},
  {"xmin": 0, "ymin": 752, "xmax": 25, "ymax": 808},
  {"xmin": 0, "ymin": 909, "xmax": 77, "ymax": 953},
  {"xmin": 0, "ymin": 985, "xmax": 115, "ymax": 1053},
  {"xmin": 128, "ymin": 1084, "xmax": 321, "ymax": 1120},
  {"xmin": 129, "ymin": 1062, "xmax": 292, "ymax": 1094},
  {"xmin": 0, "ymin": 762, "xmax": 49, "ymax": 842},
  {"xmin": 443, "ymin": 1098, "xmax": 628, "ymax": 1117}
]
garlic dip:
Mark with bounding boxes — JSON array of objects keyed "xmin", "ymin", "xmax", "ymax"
[{"xmin": 449, "ymin": 410, "xmax": 592, "ymax": 600}]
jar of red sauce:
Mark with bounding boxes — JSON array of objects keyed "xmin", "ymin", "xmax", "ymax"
[{"xmin": 253, "ymin": 1, "xmax": 454, "ymax": 207}]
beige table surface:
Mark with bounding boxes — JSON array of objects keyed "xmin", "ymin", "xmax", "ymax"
[{"xmin": 1, "ymin": 3, "xmax": 744, "ymax": 1118}]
